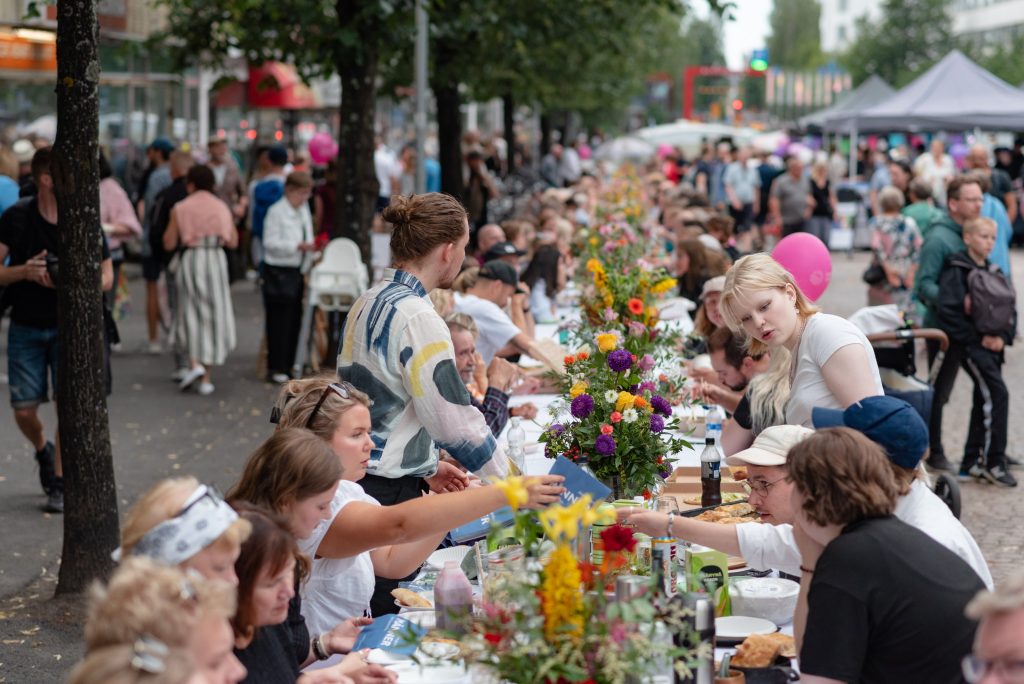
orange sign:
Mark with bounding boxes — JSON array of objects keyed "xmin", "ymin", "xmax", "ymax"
[{"xmin": 0, "ymin": 34, "xmax": 57, "ymax": 73}]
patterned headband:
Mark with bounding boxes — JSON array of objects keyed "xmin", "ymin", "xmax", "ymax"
[{"xmin": 112, "ymin": 485, "xmax": 238, "ymax": 565}]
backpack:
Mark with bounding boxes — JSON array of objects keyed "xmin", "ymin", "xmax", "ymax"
[
  {"xmin": 966, "ymin": 263, "xmax": 1016, "ymax": 335},
  {"xmin": 251, "ymin": 177, "xmax": 284, "ymax": 240}
]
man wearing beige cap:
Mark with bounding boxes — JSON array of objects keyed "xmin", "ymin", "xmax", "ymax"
[{"xmin": 620, "ymin": 424, "xmax": 814, "ymax": 576}]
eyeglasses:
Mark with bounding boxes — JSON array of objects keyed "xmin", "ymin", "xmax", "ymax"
[
  {"xmin": 305, "ymin": 383, "xmax": 351, "ymax": 429},
  {"xmin": 746, "ymin": 476, "xmax": 787, "ymax": 498},
  {"xmin": 962, "ymin": 654, "xmax": 1024, "ymax": 683}
]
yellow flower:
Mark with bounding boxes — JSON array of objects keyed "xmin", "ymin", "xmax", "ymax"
[
  {"xmin": 540, "ymin": 543, "xmax": 583, "ymax": 643},
  {"xmin": 578, "ymin": 500, "xmax": 616, "ymax": 528},
  {"xmin": 594, "ymin": 271, "xmax": 609, "ymax": 289},
  {"xmin": 588, "ymin": 236, "xmax": 599, "ymax": 246},
  {"xmin": 492, "ymin": 476, "xmax": 530, "ymax": 511},
  {"xmin": 539, "ymin": 501, "xmax": 586, "ymax": 542},
  {"xmin": 615, "ymin": 391, "xmax": 636, "ymax": 412},
  {"xmin": 586, "ymin": 258, "xmax": 603, "ymax": 274},
  {"xmin": 651, "ymin": 277, "xmax": 678, "ymax": 294},
  {"xmin": 603, "ymin": 293, "xmax": 614, "ymax": 308},
  {"xmin": 596, "ymin": 333, "xmax": 618, "ymax": 353},
  {"xmin": 569, "ymin": 381, "xmax": 588, "ymax": 399}
]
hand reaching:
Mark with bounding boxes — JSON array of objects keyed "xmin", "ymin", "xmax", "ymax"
[{"xmin": 426, "ymin": 460, "xmax": 471, "ymax": 493}]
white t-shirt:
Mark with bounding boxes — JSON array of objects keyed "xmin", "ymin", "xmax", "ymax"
[
  {"xmin": 785, "ymin": 313, "xmax": 883, "ymax": 427},
  {"xmin": 298, "ymin": 481, "xmax": 380, "ymax": 635},
  {"xmin": 735, "ymin": 481, "xmax": 993, "ymax": 589},
  {"xmin": 453, "ymin": 292, "xmax": 521, "ymax": 364},
  {"xmin": 894, "ymin": 479, "xmax": 993, "ymax": 589},
  {"xmin": 374, "ymin": 146, "xmax": 399, "ymax": 198}
]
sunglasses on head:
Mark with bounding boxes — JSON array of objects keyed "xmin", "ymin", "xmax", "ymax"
[{"xmin": 269, "ymin": 382, "xmax": 352, "ymax": 426}]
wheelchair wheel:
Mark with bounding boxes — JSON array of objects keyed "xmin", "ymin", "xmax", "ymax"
[{"xmin": 933, "ymin": 472, "xmax": 962, "ymax": 520}]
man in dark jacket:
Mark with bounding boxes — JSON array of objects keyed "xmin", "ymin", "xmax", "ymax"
[
  {"xmin": 913, "ymin": 175, "xmax": 983, "ymax": 472},
  {"xmin": 937, "ymin": 217, "xmax": 1016, "ymax": 487}
]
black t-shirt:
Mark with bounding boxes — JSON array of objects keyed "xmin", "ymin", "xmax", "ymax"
[
  {"xmin": 810, "ymin": 178, "xmax": 833, "ymax": 217},
  {"xmin": 733, "ymin": 393, "xmax": 752, "ymax": 431},
  {"xmin": 990, "ymin": 168, "xmax": 1013, "ymax": 206},
  {"xmin": 801, "ymin": 516, "xmax": 982, "ymax": 684},
  {"xmin": 0, "ymin": 197, "xmax": 110, "ymax": 329},
  {"xmin": 234, "ymin": 591, "xmax": 308, "ymax": 684}
]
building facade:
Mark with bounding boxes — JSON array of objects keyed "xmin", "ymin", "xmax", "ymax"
[
  {"xmin": 819, "ymin": 0, "xmax": 883, "ymax": 54},
  {"xmin": 953, "ymin": 0, "xmax": 1024, "ymax": 45}
]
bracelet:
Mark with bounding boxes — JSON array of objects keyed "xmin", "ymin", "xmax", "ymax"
[
  {"xmin": 800, "ymin": 565, "xmax": 814, "ymax": 574},
  {"xmin": 312, "ymin": 634, "xmax": 330, "ymax": 660},
  {"xmin": 666, "ymin": 511, "xmax": 675, "ymax": 538}
]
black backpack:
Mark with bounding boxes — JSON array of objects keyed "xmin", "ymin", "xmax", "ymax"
[{"xmin": 965, "ymin": 263, "xmax": 1016, "ymax": 335}]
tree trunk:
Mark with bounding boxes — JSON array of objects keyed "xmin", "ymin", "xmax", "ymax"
[
  {"xmin": 435, "ymin": 80, "xmax": 463, "ymax": 199},
  {"xmin": 334, "ymin": 0, "xmax": 380, "ymax": 269},
  {"xmin": 53, "ymin": 0, "xmax": 120, "ymax": 594},
  {"xmin": 502, "ymin": 92, "xmax": 515, "ymax": 175},
  {"xmin": 540, "ymin": 111, "xmax": 552, "ymax": 157}
]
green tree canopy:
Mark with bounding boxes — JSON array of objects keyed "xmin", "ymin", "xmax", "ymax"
[
  {"xmin": 766, "ymin": 0, "xmax": 824, "ymax": 70},
  {"xmin": 840, "ymin": 0, "xmax": 953, "ymax": 87}
]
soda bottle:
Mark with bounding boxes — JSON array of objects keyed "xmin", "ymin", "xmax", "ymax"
[
  {"xmin": 700, "ymin": 437, "xmax": 722, "ymax": 508},
  {"xmin": 507, "ymin": 417, "xmax": 526, "ymax": 475},
  {"xmin": 434, "ymin": 561, "xmax": 474, "ymax": 635}
]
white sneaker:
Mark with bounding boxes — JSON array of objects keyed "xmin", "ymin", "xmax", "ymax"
[
  {"xmin": 270, "ymin": 372, "xmax": 291, "ymax": 384},
  {"xmin": 197, "ymin": 382, "xmax": 215, "ymax": 396},
  {"xmin": 146, "ymin": 341, "xmax": 163, "ymax": 355},
  {"xmin": 170, "ymin": 368, "xmax": 189, "ymax": 382},
  {"xmin": 178, "ymin": 365, "xmax": 206, "ymax": 390}
]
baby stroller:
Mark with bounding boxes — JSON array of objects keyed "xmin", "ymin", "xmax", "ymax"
[{"xmin": 849, "ymin": 305, "xmax": 962, "ymax": 519}]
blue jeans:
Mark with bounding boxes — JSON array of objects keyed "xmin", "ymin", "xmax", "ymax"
[{"xmin": 8, "ymin": 323, "xmax": 59, "ymax": 409}]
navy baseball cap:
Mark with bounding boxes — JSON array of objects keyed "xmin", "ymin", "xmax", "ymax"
[
  {"xmin": 483, "ymin": 241, "xmax": 526, "ymax": 260},
  {"xmin": 267, "ymin": 145, "xmax": 289, "ymax": 166},
  {"xmin": 148, "ymin": 138, "xmax": 175, "ymax": 154},
  {"xmin": 812, "ymin": 396, "xmax": 928, "ymax": 469}
]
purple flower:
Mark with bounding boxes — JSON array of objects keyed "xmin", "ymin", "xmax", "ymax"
[
  {"xmin": 550, "ymin": 423, "xmax": 565, "ymax": 436},
  {"xmin": 650, "ymin": 414, "xmax": 665, "ymax": 434},
  {"xmin": 628, "ymin": 321, "xmax": 646, "ymax": 337},
  {"xmin": 629, "ymin": 384, "xmax": 639, "ymax": 393},
  {"xmin": 638, "ymin": 354, "xmax": 655, "ymax": 372},
  {"xmin": 570, "ymin": 394, "xmax": 595, "ymax": 419},
  {"xmin": 659, "ymin": 464, "xmax": 673, "ymax": 479},
  {"xmin": 595, "ymin": 434, "xmax": 617, "ymax": 455},
  {"xmin": 639, "ymin": 381, "xmax": 656, "ymax": 393},
  {"xmin": 608, "ymin": 349, "xmax": 633, "ymax": 373},
  {"xmin": 651, "ymin": 395, "xmax": 672, "ymax": 417},
  {"xmin": 603, "ymin": 307, "xmax": 619, "ymax": 322}
]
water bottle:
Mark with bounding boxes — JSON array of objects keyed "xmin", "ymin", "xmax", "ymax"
[
  {"xmin": 705, "ymin": 404, "xmax": 724, "ymax": 445},
  {"xmin": 507, "ymin": 417, "xmax": 526, "ymax": 475},
  {"xmin": 700, "ymin": 437, "xmax": 722, "ymax": 508},
  {"xmin": 558, "ymin": 314, "xmax": 569, "ymax": 345},
  {"xmin": 434, "ymin": 561, "xmax": 474, "ymax": 635}
]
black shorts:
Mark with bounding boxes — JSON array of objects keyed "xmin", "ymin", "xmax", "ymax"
[{"xmin": 142, "ymin": 254, "xmax": 162, "ymax": 282}]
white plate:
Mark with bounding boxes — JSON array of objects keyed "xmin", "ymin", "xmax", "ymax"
[
  {"xmin": 658, "ymin": 297, "xmax": 696, "ymax": 320},
  {"xmin": 426, "ymin": 546, "xmax": 472, "ymax": 570},
  {"xmin": 394, "ymin": 589, "xmax": 434, "ymax": 611},
  {"xmin": 715, "ymin": 615, "xmax": 778, "ymax": 640}
]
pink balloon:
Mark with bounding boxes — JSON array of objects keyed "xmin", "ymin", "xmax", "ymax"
[
  {"xmin": 308, "ymin": 132, "xmax": 338, "ymax": 164},
  {"xmin": 771, "ymin": 232, "xmax": 832, "ymax": 301}
]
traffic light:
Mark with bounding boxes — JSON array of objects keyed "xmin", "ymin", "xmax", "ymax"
[
  {"xmin": 750, "ymin": 48, "xmax": 769, "ymax": 72},
  {"xmin": 731, "ymin": 99, "xmax": 744, "ymax": 111}
]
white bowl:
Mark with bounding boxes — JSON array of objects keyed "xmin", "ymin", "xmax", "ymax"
[{"xmin": 729, "ymin": 577, "xmax": 800, "ymax": 625}]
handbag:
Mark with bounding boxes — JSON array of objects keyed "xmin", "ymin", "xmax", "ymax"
[
  {"xmin": 862, "ymin": 259, "xmax": 886, "ymax": 286},
  {"xmin": 262, "ymin": 264, "xmax": 304, "ymax": 302}
]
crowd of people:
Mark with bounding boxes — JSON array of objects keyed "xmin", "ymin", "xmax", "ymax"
[{"xmin": 0, "ymin": 125, "xmax": 1021, "ymax": 683}]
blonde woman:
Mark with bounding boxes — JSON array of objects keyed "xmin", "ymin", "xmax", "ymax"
[
  {"xmin": 85, "ymin": 557, "xmax": 246, "ymax": 684},
  {"xmin": 117, "ymin": 476, "xmax": 252, "ymax": 585},
  {"xmin": 69, "ymin": 642, "xmax": 205, "ymax": 684},
  {"xmin": 720, "ymin": 253, "xmax": 882, "ymax": 427}
]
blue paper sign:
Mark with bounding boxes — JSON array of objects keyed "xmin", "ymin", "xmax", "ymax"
[
  {"xmin": 548, "ymin": 455, "xmax": 612, "ymax": 506},
  {"xmin": 352, "ymin": 614, "xmax": 426, "ymax": 656}
]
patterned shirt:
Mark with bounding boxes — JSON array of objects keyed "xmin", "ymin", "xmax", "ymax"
[
  {"xmin": 471, "ymin": 387, "xmax": 510, "ymax": 438},
  {"xmin": 337, "ymin": 268, "xmax": 507, "ymax": 479}
]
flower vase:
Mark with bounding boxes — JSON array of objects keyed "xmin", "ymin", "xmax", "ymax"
[{"xmin": 601, "ymin": 475, "xmax": 624, "ymax": 501}]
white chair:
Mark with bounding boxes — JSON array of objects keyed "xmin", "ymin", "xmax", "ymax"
[{"xmin": 292, "ymin": 238, "xmax": 369, "ymax": 377}]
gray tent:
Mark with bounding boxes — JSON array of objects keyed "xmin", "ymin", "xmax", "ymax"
[
  {"xmin": 825, "ymin": 50, "xmax": 1024, "ymax": 133},
  {"xmin": 798, "ymin": 75, "xmax": 895, "ymax": 131}
]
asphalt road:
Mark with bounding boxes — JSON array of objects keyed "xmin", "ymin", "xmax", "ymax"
[{"xmin": 1, "ymin": 250, "xmax": 1022, "ymax": 681}]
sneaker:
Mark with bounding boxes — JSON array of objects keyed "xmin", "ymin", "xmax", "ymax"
[
  {"xmin": 35, "ymin": 442, "xmax": 56, "ymax": 495},
  {"xmin": 927, "ymin": 453, "xmax": 955, "ymax": 472},
  {"xmin": 170, "ymin": 368, "xmax": 189, "ymax": 382},
  {"xmin": 178, "ymin": 365, "xmax": 206, "ymax": 391},
  {"xmin": 197, "ymin": 382, "xmax": 215, "ymax": 396},
  {"xmin": 270, "ymin": 372, "xmax": 291, "ymax": 384},
  {"xmin": 146, "ymin": 341, "xmax": 163, "ymax": 355},
  {"xmin": 964, "ymin": 463, "xmax": 987, "ymax": 482},
  {"xmin": 982, "ymin": 465, "xmax": 1018, "ymax": 488},
  {"xmin": 44, "ymin": 478, "xmax": 64, "ymax": 513},
  {"xmin": 1006, "ymin": 455, "xmax": 1023, "ymax": 469}
]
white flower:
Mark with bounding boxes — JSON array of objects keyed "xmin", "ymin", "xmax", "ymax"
[
  {"xmin": 604, "ymin": 390, "xmax": 619, "ymax": 404},
  {"xmin": 623, "ymin": 408, "xmax": 639, "ymax": 423}
]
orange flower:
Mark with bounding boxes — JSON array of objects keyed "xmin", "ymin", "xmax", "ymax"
[
  {"xmin": 564, "ymin": 355, "xmax": 576, "ymax": 366},
  {"xmin": 600, "ymin": 424, "xmax": 613, "ymax": 435},
  {"xmin": 576, "ymin": 351, "xmax": 589, "ymax": 361},
  {"xmin": 632, "ymin": 396, "xmax": 648, "ymax": 411},
  {"xmin": 627, "ymin": 298, "xmax": 644, "ymax": 315}
]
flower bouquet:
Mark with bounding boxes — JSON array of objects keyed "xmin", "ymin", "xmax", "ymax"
[
  {"xmin": 458, "ymin": 485, "xmax": 699, "ymax": 684},
  {"xmin": 540, "ymin": 334, "xmax": 688, "ymax": 499}
]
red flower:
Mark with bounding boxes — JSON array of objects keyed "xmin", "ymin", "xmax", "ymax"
[
  {"xmin": 627, "ymin": 298, "xmax": 644, "ymax": 315},
  {"xmin": 564, "ymin": 354, "xmax": 576, "ymax": 365},
  {"xmin": 610, "ymin": 411, "xmax": 622, "ymax": 423},
  {"xmin": 577, "ymin": 351, "xmax": 590, "ymax": 361},
  {"xmin": 600, "ymin": 524, "xmax": 638, "ymax": 553},
  {"xmin": 642, "ymin": 489, "xmax": 652, "ymax": 500},
  {"xmin": 600, "ymin": 424, "xmax": 613, "ymax": 435},
  {"xmin": 483, "ymin": 632, "xmax": 502, "ymax": 646}
]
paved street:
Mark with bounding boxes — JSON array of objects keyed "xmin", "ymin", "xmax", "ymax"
[{"xmin": 0, "ymin": 249, "xmax": 1021, "ymax": 680}]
